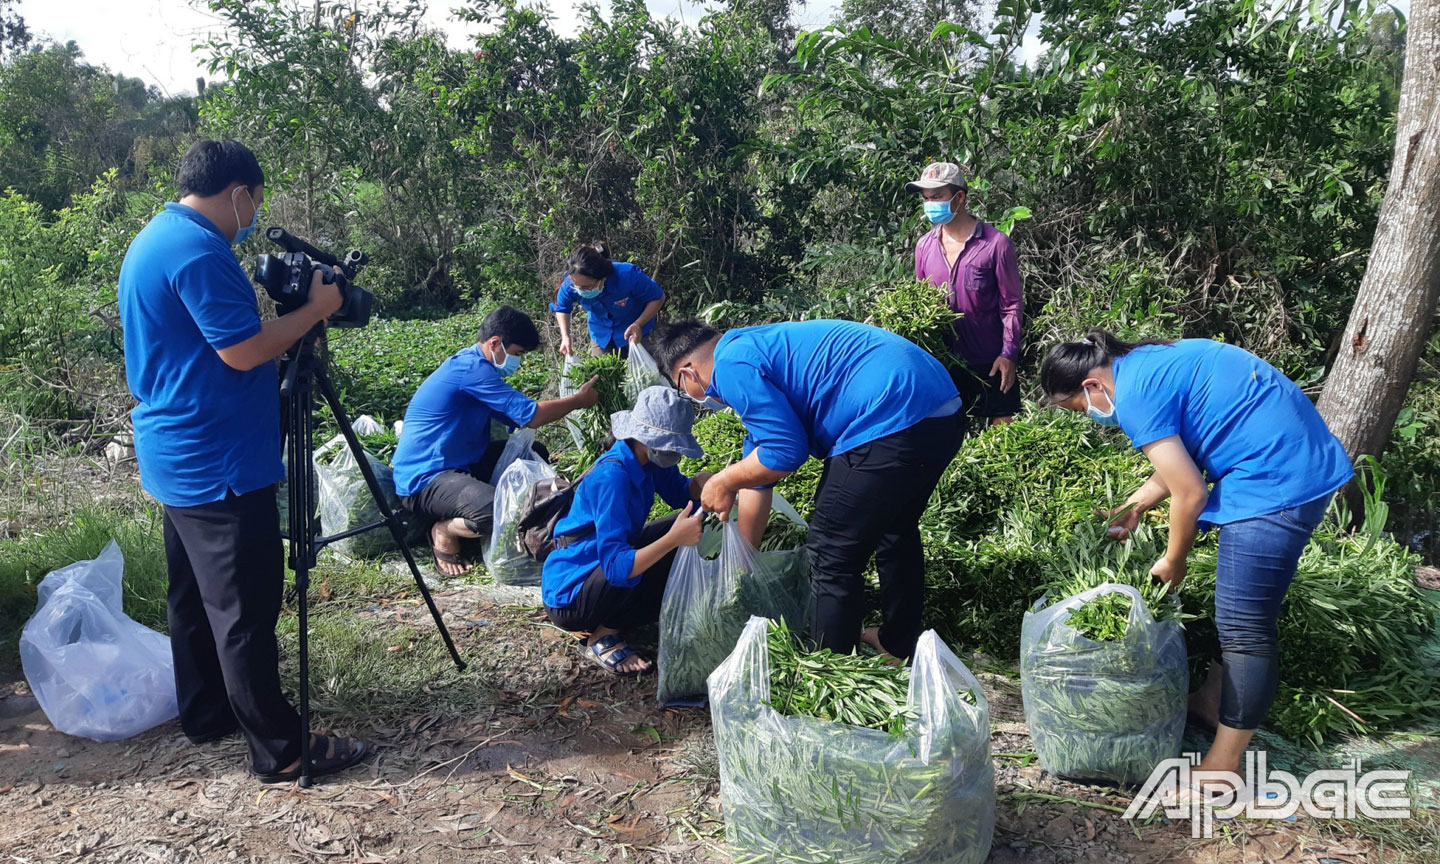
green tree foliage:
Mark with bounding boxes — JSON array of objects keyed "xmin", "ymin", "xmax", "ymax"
[{"xmin": 0, "ymin": 43, "xmax": 195, "ymax": 209}]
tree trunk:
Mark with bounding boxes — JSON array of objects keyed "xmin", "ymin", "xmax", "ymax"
[{"xmin": 1316, "ymin": 0, "xmax": 1440, "ymax": 461}]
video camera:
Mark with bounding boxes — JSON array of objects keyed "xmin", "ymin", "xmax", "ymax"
[{"xmin": 252, "ymin": 227, "xmax": 373, "ymax": 328}]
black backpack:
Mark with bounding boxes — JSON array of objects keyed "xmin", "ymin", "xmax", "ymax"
[{"xmin": 513, "ymin": 458, "xmax": 615, "ymax": 562}]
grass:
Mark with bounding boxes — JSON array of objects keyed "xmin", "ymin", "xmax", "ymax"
[{"xmin": 0, "ymin": 506, "xmax": 169, "ymax": 666}]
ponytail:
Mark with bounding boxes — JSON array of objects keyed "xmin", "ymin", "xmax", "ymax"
[
  {"xmin": 1040, "ymin": 329, "xmax": 1173, "ymax": 399},
  {"xmin": 566, "ymin": 242, "xmax": 616, "ymax": 280}
]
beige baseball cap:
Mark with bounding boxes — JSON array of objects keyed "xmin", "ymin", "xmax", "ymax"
[{"xmin": 905, "ymin": 162, "xmax": 968, "ymax": 192}]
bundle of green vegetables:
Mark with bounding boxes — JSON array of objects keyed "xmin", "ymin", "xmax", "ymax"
[
  {"xmin": 656, "ymin": 523, "xmax": 806, "ymax": 704},
  {"xmin": 1020, "ymin": 518, "xmax": 1188, "ymax": 785},
  {"xmin": 710, "ymin": 617, "xmax": 994, "ymax": 864},
  {"xmin": 560, "ymin": 352, "xmax": 629, "ymax": 466}
]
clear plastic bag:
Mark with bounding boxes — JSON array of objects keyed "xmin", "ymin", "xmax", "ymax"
[
  {"xmin": 488, "ymin": 427, "xmax": 541, "ymax": 487},
  {"xmin": 1020, "ymin": 583, "xmax": 1187, "ymax": 785},
  {"xmin": 558, "ymin": 356, "xmax": 587, "ymax": 451},
  {"xmin": 314, "ymin": 435, "xmax": 400, "ymax": 561},
  {"xmin": 485, "ymin": 444, "xmax": 556, "ymax": 586},
  {"xmin": 19, "ymin": 542, "xmax": 179, "ymax": 742},
  {"xmin": 657, "ymin": 521, "xmax": 807, "ymax": 705},
  {"xmin": 624, "ymin": 340, "xmax": 667, "ymax": 401},
  {"xmin": 709, "ymin": 617, "xmax": 995, "ymax": 864}
]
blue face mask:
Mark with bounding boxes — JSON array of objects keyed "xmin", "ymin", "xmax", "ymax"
[
  {"xmin": 493, "ymin": 344, "xmax": 523, "ymax": 378},
  {"xmin": 231, "ymin": 186, "xmax": 259, "ymax": 246},
  {"xmin": 575, "ymin": 279, "xmax": 604, "ymax": 300},
  {"xmin": 1084, "ymin": 386, "xmax": 1120, "ymax": 427},
  {"xmin": 923, "ymin": 199, "xmax": 956, "ymax": 225}
]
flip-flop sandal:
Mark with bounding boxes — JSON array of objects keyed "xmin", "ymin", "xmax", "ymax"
[
  {"xmin": 254, "ymin": 734, "xmax": 370, "ymax": 785},
  {"xmin": 584, "ymin": 634, "xmax": 647, "ymax": 678},
  {"xmin": 432, "ymin": 547, "xmax": 472, "ymax": 576}
]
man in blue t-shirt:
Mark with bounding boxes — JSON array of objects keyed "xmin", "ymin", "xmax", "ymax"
[
  {"xmin": 119, "ymin": 140, "xmax": 366, "ymax": 784},
  {"xmin": 647, "ymin": 319, "xmax": 967, "ymax": 659},
  {"xmin": 391, "ymin": 306, "xmax": 598, "ymax": 577}
]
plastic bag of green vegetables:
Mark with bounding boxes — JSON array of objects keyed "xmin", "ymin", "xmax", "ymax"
[
  {"xmin": 484, "ymin": 447, "xmax": 555, "ymax": 587},
  {"xmin": 656, "ymin": 521, "xmax": 807, "ymax": 706},
  {"xmin": 624, "ymin": 340, "xmax": 667, "ymax": 401},
  {"xmin": 1021, "ymin": 583, "xmax": 1187, "ymax": 785},
  {"xmin": 709, "ymin": 617, "xmax": 995, "ymax": 864},
  {"xmin": 314, "ymin": 435, "xmax": 400, "ymax": 561}
]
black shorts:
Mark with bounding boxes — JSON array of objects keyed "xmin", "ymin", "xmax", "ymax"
[
  {"xmin": 400, "ymin": 439, "xmax": 549, "ymax": 534},
  {"xmin": 951, "ymin": 361, "xmax": 1022, "ymax": 420}
]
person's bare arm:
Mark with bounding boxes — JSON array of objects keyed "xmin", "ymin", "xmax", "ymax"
[
  {"xmin": 216, "ymin": 271, "xmax": 341, "ymax": 371},
  {"xmin": 526, "ymin": 376, "xmax": 600, "ymax": 428},
  {"xmin": 624, "ymin": 298, "xmax": 664, "ymax": 343},
  {"xmin": 629, "ymin": 502, "xmax": 703, "ymax": 577},
  {"xmin": 1142, "ymin": 436, "xmax": 1208, "ymax": 590},
  {"xmin": 735, "ymin": 488, "xmax": 773, "ymax": 548},
  {"xmin": 701, "ymin": 451, "xmax": 790, "ymax": 518},
  {"xmin": 556, "ymin": 311, "xmax": 573, "ymax": 355}
]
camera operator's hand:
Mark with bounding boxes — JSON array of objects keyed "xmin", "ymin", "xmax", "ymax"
[{"xmin": 303, "ymin": 269, "xmax": 344, "ymax": 320}]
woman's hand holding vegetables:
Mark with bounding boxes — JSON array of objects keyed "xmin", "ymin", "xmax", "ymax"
[{"xmin": 1151, "ymin": 555, "xmax": 1187, "ymax": 592}]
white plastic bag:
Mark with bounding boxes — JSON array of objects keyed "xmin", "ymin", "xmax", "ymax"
[
  {"xmin": 1020, "ymin": 583, "xmax": 1187, "ymax": 785},
  {"xmin": 624, "ymin": 340, "xmax": 666, "ymax": 401},
  {"xmin": 351, "ymin": 414, "xmax": 384, "ymax": 436},
  {"xmin": 657, "ymin": 522, "xmax": 806, "ymax": 705},
  {"xmin": 485, "ymin": 445, "xmax": 556, "ymax": 586},
  {"xmin": 709, "ymin": 617, "xmax": 995, "ymax": 864},
  {"xmin": 20, "ymin": 542, "xmax": 178, "ymax": 742},
  {"xmin": 315, "ymin": 435, "xmax": 400, "ymax": 561}
]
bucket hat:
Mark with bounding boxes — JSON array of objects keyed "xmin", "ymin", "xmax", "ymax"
[{"xmin": 610, "ymin": 386, "xmax": 704, "ymax": 458}]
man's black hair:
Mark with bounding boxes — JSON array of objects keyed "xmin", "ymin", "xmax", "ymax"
[
  {"xmin": 646, "ymin": 320, "xmax": 721, "ymax": 381},
  {"xmin": 176, "ymin": 140, "xmax": 265, "ymax": 198},
  {"xmin": 479, "ymin": 305, "xmax": 541, "ymax": 351}
]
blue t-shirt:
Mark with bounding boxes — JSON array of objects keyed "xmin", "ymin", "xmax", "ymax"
[
  {"xmin": 391, "ymin": 346, "xmax": 539, "ymax": 497},
  {"xmin": 1112, "ymin": 339, "xmax": 1353, "ymax": 527},
  {"xmin": 541, "ymin": 440, "xmax": 694, "ymax": 609},
  {"xmin": 118, "ymin": 203, "xmax": 282, "ymax": 508},
  {"xmin": 706, "ymin": 320, "xmax": 960, "ymax": 472},
  {"xmin": 547, "ymin": 262, "xmax": 663, "ymax": 350}
]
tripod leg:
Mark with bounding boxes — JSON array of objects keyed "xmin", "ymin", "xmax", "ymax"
[
  {"xmin": 291, "ymin": 357, "xmax": 316, "ymax": 789},
  {"xmin": 315, "ymin": 366, "xmax": 467, "ymax": 671}
]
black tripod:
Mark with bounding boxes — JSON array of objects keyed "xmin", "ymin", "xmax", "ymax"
[{"xmin": 278, "ymin": 324, "xmax": 465, "ymax": 788}]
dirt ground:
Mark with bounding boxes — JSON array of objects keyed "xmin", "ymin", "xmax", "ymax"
[{"xmin": 4, "ymin": 577, "xmax": 1433, "ymax": 864}]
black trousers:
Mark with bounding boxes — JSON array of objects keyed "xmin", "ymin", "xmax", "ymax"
[
  {"xmin": 546, "ymin": 517, "xmax": 677, "ymax": 633},
  {"xmin": 806, "ymin": 411, "xmax": 967, "ymax": 659},
  {"xmin": 163, "ymin": 485, "xmax": 300, "ymax": 775},
  {"xmin": 951, "ymin": 360, "xmax": 1022, "ymax": 420}
]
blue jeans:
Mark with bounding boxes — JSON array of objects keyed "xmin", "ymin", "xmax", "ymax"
[{"xmin": 1214, "ymin": 493, "xmax": 1332, "ymax": 729}]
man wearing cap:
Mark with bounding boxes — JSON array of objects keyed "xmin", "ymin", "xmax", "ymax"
[
  {"xmin": 646, "ymin": 319, "xmax": 965, "ymax": 661},
  {"xmin": 541, "ymin": 386, "xmax": 712, "ymax": 676},
  {"xmin": 909, "ymin": 161, "xmax": 1024, "ymax": 425}
]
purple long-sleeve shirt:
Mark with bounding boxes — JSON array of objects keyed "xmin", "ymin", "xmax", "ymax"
[{"xmin": 914, "ymin": 221, "xmax": 1023, "ymax": 367}]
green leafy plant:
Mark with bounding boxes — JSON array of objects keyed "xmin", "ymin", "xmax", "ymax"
[{"xmin": 765, "ymin": 619, "xmax": 917, "ymax": 736}]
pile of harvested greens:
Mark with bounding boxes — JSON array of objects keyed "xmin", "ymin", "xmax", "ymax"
[{"xmin": 710, "ymin": 618, "xmax": 994, "ymax": 864}]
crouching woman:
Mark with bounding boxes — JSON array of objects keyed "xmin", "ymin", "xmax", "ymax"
[
  {"xmin": 542, "ymin": 386, "xmax": 712, "ymax": 676},
  {"xmin": 1040, "ymin": 331, "xmax": 1353, "ymax": 776}
]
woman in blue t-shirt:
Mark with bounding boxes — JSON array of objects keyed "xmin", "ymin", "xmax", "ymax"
[
  {"xmin": 1040, "ymin": 330, "xmax": 1353, "ymax": 777},
  {"xmin": 542, "ymin": 387, "xmax": 711, "ymax": 676},
  {"xmin": 550, "ymin": 242, "xmax": 665, "ymax": 357}
]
